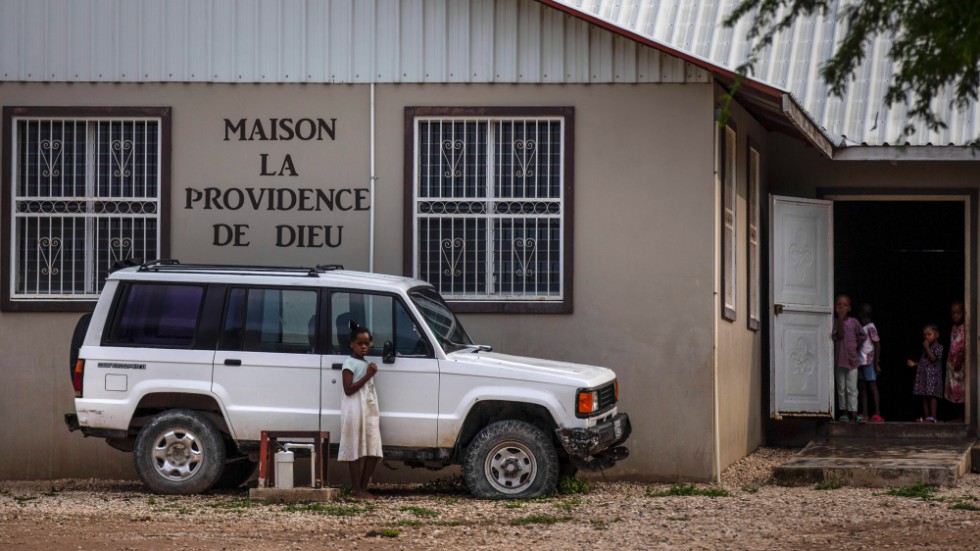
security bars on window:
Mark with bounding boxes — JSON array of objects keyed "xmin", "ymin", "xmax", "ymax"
[
  {"xmin": 414, "ymin": 118, "xmax": 563, "ymax": 301},
  {"xmin": 13, "ymin": 118, "xmax": 161, "ymax": 299}
]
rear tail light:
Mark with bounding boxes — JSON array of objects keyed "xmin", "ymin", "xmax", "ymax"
[{"xmin": 72, "ymin": 359, "xmax": 84, "ymax": 398}]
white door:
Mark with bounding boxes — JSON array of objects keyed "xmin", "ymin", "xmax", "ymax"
[
  {"xmin": 211, "ymin": 287, "xmax": 322, "ymax": 440},
  {"xmin": 321, "ymin": 291, "xmax": 439, "ymax": 449},
  {"xmin": 770, "ymin": 195, "xmax": 834, "ymax": 418}
]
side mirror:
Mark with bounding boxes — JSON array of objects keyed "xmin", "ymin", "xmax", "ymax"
[{"xmin": 382, "ymin": 340, "xmax": 396, "ymax": 364}]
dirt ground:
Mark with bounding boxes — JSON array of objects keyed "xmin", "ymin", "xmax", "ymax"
[{"xmin": 3, "ymin": 448, "xmax": 980, "ymax": 550}]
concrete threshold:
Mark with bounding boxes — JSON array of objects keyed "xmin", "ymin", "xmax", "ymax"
[
  {"xmin": 773, "ymin": 438, "xmax": 974, "ymax": 488},
  {"xmin": 249, "ymin": 487, "xmax": 340, "ymax": 503}
]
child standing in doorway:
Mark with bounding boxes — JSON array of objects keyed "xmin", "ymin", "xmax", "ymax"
[
  {"xmin": 907, "ymin": 323, "xmax": 944, "ymax": 422},
  {"xmin": 946, "ymin": 301, "xmax": 967, "ymax": 421},
  {"xmin": 339, "ymin": 326, "xmax": 383, "ymax": 499},
  {"xmin": 833, "ymin": 294, "xmax": 867, "ymax": 422},
  {"xmin": 857, "ymin": 304, "xmax": 883, "ymax": 422}
]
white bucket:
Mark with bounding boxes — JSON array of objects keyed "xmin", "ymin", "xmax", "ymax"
[{"xmin": 274, "ymin": 451, "xmax": 295, "ymax": 489}]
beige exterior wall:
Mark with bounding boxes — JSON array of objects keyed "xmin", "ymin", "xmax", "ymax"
[
  {"xmin": 713, "ymin": 90, "xmax": 767, "ymax": 474},
  {"xmin": 0, "ymin": 81, "xmax": 717, "ymax": 481}
]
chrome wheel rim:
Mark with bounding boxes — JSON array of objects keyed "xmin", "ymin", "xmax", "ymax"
[
  {"xmin": 484, "ymin": 440, "xmax": 537, "ymax": 495},
  {"xmin": 151, "ymin": 428, "xmax": 203, "ymax": 482}
]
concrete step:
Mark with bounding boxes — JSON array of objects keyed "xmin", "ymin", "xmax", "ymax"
[
  {"xmin": 773, "ymin": 438, "xmax": 974, "ymax": 487},
  {"xmin": 824, "ymin": 421, "xmax": 970, "ymax": 440}
]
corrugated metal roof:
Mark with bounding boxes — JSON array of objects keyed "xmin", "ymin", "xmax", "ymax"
[
  {"xmin": 0, "ymin": 0, "xmax": 710, "ymax": 85},
  {"xmin": 553, "ymin": 0, "xmax": 979, "ymax": 146}
]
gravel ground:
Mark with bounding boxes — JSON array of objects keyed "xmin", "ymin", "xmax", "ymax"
[{"xmin": 3, "ymin": 447, "xmax": 980, "ymax": 550}]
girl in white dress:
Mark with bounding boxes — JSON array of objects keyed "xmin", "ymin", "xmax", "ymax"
[{"xmin": 339, "ymin": 326, "xmax": 383, "ymax": 499}]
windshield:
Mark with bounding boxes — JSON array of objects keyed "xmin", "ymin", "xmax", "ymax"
[{"xmin": 409, "ymin": 286, "xmax": 473, "ymax": 353}]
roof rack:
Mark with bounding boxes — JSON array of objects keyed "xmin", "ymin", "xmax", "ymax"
[{"xmin": 138, "ymin": 259, "xmax": 344, "ymax": 277}]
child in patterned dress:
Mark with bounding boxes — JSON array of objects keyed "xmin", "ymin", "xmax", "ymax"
[{"xmin": 907, "ymin": 323, "xmax": 944, "ymax": 422}]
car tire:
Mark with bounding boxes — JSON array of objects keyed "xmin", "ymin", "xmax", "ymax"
[
  {"xmin": 133, "ymin": 409, "xmax": 226, "ymax": 495},
  {"xmin": 212, "ymin": 455, "xmax": 258, "ymax": 490},
  {"xmin": 462, "ymin": 420, "xmax": 558, "ymax": 499}
]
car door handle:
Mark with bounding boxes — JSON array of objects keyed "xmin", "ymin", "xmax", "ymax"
[
  {"xmin": 331, "ymin": 363, "xmax": 342, "ymax": 370},
  {"xmin": 224, "ymin": 359, "xmax": 242, "ymax": 366}
]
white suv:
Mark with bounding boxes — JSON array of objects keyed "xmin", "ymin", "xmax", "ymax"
[{"xmin": 66, "ymin": 260, "xmax": 630, "ymax": 498}]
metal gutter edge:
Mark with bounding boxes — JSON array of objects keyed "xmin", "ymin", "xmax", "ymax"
[
  {"xmin": 832, "ymin": 145, "xmax": 980, "ymax": 161},
  {"xmin": 781, "ymin": 94, "xmax": 838, "ymax": 159}
]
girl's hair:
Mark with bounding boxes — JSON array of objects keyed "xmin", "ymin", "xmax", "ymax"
[
  {"xmin": 349, "ymin": 326, "xmax": 372, "ymax": 342},
  {"xmin": 924, "ymin": 323, "xmax": 940, "ymax": 333},
  {"xmin": 857, "ymin": 303, "xmax": 873, "ymax": 319}
]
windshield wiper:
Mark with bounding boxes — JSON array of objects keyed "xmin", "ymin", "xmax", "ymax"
[{"xmin": 444, "ymin": 341, "xmax": 492, "ymax": 352}]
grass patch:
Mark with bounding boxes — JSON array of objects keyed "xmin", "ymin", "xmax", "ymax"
[
  {"xmin": 204, "ymin": 499, "xmax": 261, "ymax": 510},
  {"xmin": 741, "ymin": 484, "xmax": 760, "ymax": 494},
  {"xmin": 399, "ymin": 505, "xmax": 439, "ymax": 518},
  {"xmin": 152, "ymin": 504, "xmax": 193, "ymax": 514},
  {"xmin": 13, "ymin": 495, "xmax": 37, "ymax": 504},
  {"xmin": 434, "ymin": 520, "xmax": 465, "ymax": 526},
  {"xmin": 590, "ymin": 519, "xmax": 608, "ymax": 530},
  {"xmin": 501, "ymin": 501, "xmax": 524, "ymax": 509},
  {"xmin": 557, "ymin": 476, "xmax": 590, "ymax": 495},
  {"xmin": 647, "ymin": 483, "xmax": 730, "ymax": 498},
  {"xmin": 509, "ymin": 514, "xmax": 572, "ymax": 526},
  {"xmin": 390, "ymin": 519, "xmax": 424, "ymax": 527},
  {"xmin": 381, "ymin": 528, "xmax": 400, "ymax": 538},
  {"xmin": 885, "ymin": 484, "xmax": 941, "ymax": 501},
  {"xmin": 667, "ymin": 516, "xmax": 690, "ymax": 521},
  {"xmin": 420, "ymin": 475, "xmax": 469, "ymax": 495},
  {"xmin": 555, "ymin": 497, "xmax": 583, "ymax": 512},
  {"xmin": 282, "ymin": 503, "xmax": 363, "ymax": 516},
  {"xmin": 950, "ymin": 502, "xmax": 980, "ymax": 511},
  {"xmin": 814, "ymin": 480, "xmax": 843, "ymax": 490}
]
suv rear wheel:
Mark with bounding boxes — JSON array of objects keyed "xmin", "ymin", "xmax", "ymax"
[
  {"xmin": 133, "ymin": 409, "xmax": 225, "ymax": 495},
  {"xmin": 462, "ymin": 420, "xmax": 558, "ymax": 499}
]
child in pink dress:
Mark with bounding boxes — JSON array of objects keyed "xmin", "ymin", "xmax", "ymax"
[{"xmin": 945, "ymin": 302, "xmax": 966, "ymax": 421}]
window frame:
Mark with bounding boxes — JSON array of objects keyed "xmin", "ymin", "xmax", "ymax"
[
  {"xmin": 101, "ymin": 281, "xmax": 206, "ymax": 350},
  {"xmin": 720, "ymin": 121, "xmax": 738, "ymax": 322},
  {"xmin": 326, "ymin": 288, "xmax": 435, "ymax": 359},
  {"xmin": 747, "ymin": 140, "xmax": 761, "ymax": 331},
  {"xmin": 403, "ymin": 106, "xmax": 574, "ymax": 314},
  {"xmin": 1, "ymin": 106, "xmax": 171, "ymax": 312}
]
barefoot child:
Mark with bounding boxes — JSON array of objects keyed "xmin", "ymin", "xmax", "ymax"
[
  {"xmin": 339, "ymin": 326, "xmax": 383, "ymax": 499},
  {"xmin": 907, "ymin": 323, "xmax": 943, "ymax": 422},
  {"xmin": 946, "ymin": 302, "xmax": 966, "ymax": 421},
  {"xmin": 832, "ymin": 294, "xmax": 866, "ymax": 422},
  {"xmin": 856, "ymin": 304, "xmax": 882, "ymax": 422}
]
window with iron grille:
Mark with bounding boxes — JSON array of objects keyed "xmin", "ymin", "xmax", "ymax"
[
  {"xmin": 405, "ymin": 107, "xmax": 573, "ymax": 314},
  {"xmin": 2, "ymin": 107, "xmax": 170, "ymax": 311}
]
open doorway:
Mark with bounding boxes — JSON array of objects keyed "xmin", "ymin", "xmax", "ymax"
[{"xmin": 833, "ymin": 199, "xmax": 967, "ymax": 422}]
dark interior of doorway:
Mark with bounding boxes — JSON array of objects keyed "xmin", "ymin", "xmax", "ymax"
[{"xmin": 834, "ymin": 200, "xmax": 965, "ymax": 422}]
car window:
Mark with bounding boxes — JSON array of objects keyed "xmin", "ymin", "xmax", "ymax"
[
  {"xmin": 220, "ymin": 287, "xmax": 318, "ymax": 354},
  {"xmin": 330, "ymin": 292, "xmax": 429, "ymax": 356},
  {"xmin": 106, "ymin": 283, "xmax": 205, "ymax": 348}
]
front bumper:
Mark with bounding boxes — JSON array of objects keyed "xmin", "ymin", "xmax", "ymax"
[{"xmin": 555, "ymin": 412, "xmax": 631, "ymax": 458}]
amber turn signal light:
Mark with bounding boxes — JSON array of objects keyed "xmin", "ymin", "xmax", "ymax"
[{"xmin": 577, "ymin": 390, "xmax": 598, "ymax": 415}]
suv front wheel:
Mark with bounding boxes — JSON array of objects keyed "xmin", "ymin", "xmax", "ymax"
[
  {"xmin": 463, "ymin": 420, "xmax": 558, "ymax": 499},
  {"xmin": 133, "ymin": 409, "xmax": 226, "ymax": 495}
]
